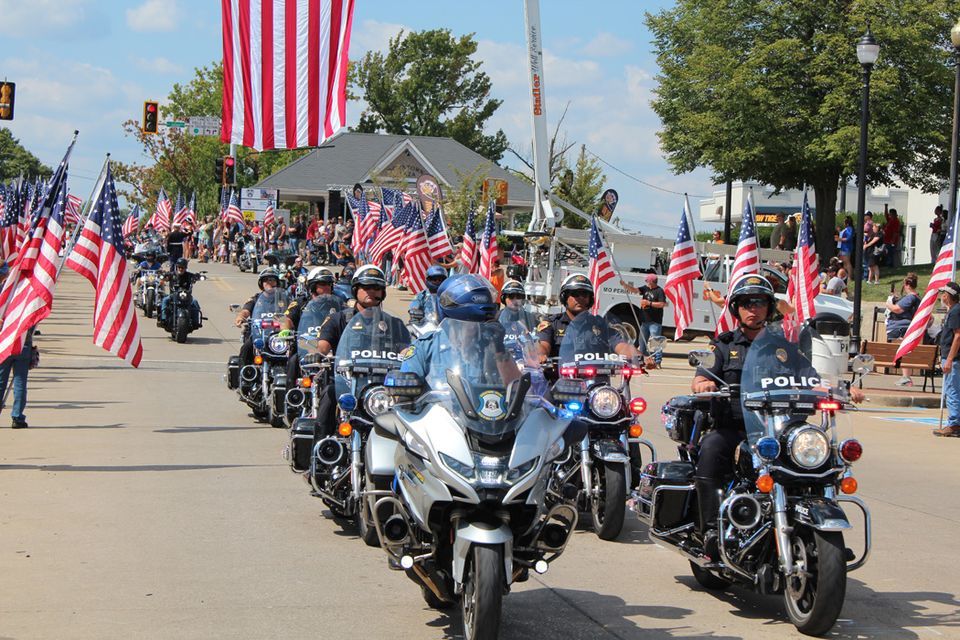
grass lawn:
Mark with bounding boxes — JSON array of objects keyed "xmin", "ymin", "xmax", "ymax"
[{"xmin": 856, "ymin": 263, "xmax": 943, "ymax": 302}]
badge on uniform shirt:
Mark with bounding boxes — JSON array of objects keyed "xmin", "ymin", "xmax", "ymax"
[
  {"xmin": 776, "ymin": 348, "xmax": 788, "ymax": 363},
  {"xmin": 352, "ymin": 321, "xmax": 364, "ymax": 330},
  {"xmin": 378, "ymin": 320, "xmax": 388, "ymax": 332},
  {"xmin": 729, "ymin": 350, "xmax": 739, "ymax": 359},
  {"xmin": 399, "ymin": 345, "xmax": 416, "ymax": 361}
]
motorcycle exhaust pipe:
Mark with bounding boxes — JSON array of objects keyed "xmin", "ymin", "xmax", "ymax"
[
  {"xmin": 240, "ymin": 365, "xmax": 260, "ymax": 383},
  {"xmin": 540, "ymin": 523, "xmax": 569, "ymax": 550},
  {"xmin": 726, "ymin": 494, "xmax": 762, "ymax": 530},
  {"xmin": 382, "ymin": 514, "xmax": 411, "ymax": 544},
  {"xmin": 315, "ymin": 437, "xmax": 345, "ymax": 466},
  {"xmin": 285, "ymin": 388, "xmax": 306, "ymax": 408}
]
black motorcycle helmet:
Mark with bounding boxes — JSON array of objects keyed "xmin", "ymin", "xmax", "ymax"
[
  {"xmin": 145, "ymin": 251, "xmax": 157, "ymax": 261},
  {"xmin": 340, "ymin": 266, "xmax": 356, "ymax": 282},
  {"xmin": 559, "ymin": 274, "xmax": 595, "ymax": 309},
  {"xmin": 175, "ymin": 258, "xmax": 188, "ymax": 271},
  {"xmin": 500, "ymin": 279, "xmax": 526, "ymax": 304},
  {"xmin": 351, "ymin": 264, "xmax": 387, "ymax": 299},
  {"xmin": 425, "ymin": 265, "xmax": 447, "ymax": 294},
  {"xmin": 258, "ymin": 267, "xmax": 281, "ymax": 290},
  {"xmin": 727, "ymin": 274, "xmax": 776, "ymax": 317}
]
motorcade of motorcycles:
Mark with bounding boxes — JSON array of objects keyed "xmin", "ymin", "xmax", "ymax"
[
  {"xmin": 630, "ymin": 322, "xmax": 873, "ymax": 636},
  {"xmin": 370, "ymin": 318, "xmax": 584, "ymax": 640},
  {"xmin": 544, "ymin": 312, "xmax": 660, "ymax": 541},
  {"xmin": 130, "ymin": 241, "xmax": 168, "ymax": 319},
  {"xmin": 158, "ymin": 271, "xmax": 207, "ymax": 343}
]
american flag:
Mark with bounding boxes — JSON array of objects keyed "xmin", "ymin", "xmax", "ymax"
[
  {"xmin": 218, "ymin": 186, "xmax": 230, "ymax": 219},
  {"xmin": 369, "ymin": 200, "xmax": 412, "ymax": 265},
  {"xmin": 263, "ymin": 201, "xmax": 275, "ymax": 227},
  {"xmin": 477, "ymin": 201, "xmax": 498, "ymax": 280},
  {"xmin": 459, "ymin": 206, "xmax": 478, "ymax": 274},
  {"xmin": 425, "ymin": 207, "xmax": 453, "ymax": 260},
  {"xmin": 65, "ymin": 193, "xmax": 83, "ymax": 226},
  {"xmin": 663, "ymin": 198, "xmax": 702, "ymax": 340},
  {"xmin": 220, "ymin": 0, "xmax": 356, "ymax": 151},
  {"xmin": 379, "ymin": 187, "xmax": 411, "ymax": 217},
  {"xmin": 223, "ymin": 189, "xmax": 244, "ymax": 225},
  {"xmin": 185, "ymin": 191, "xmax": 197, "ymax": 227},
  {"xmin": 172, "ymin": 191, "xmax": 190, "ymax": 227},
  {"xmin": 65, "ymin": 163, "xmax": 143, "ymax": 368},
  {"xmin": 122, "ymin": 205, "xmax": 141, "ymax": 238},
  {"xmin": 895, "ymin": 204, "xmax": 958, "ymax": 362},
  {"xmin": 0, "ymin": 145, "xmax": 72, "ymax": 361},
  {"xmin": 788, "ymin": 190, "xmax": 819, "ymax": 326},
  {"xmin": 150, "ymin": 188, "xmax": 172, "ymax": 232},
  {"xmin": 346, "ymin": 192, "xmax": 378, "ymax": 257},
  {"xmin": 588, "ymin": 215, "xmax": 615, "ymax": 315},
  {"xmin": 398, "ymin": 206, "xmax": 432, "ymax": 293},
  {"xmin": 716, "ymin": 191, "xmax": 760, "ymax": 335},
  {"xmin": 0, "ymin": 182, "xmax": 21, "ymax": 264}
]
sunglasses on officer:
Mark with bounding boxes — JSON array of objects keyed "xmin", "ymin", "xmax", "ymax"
[
  {"xmin": 426, "ymin": 275, "xmax": 445, "ymax": 284},
  {"xmin": 739, "ymin": 297, "xmax": 769, "ymax": 309}
]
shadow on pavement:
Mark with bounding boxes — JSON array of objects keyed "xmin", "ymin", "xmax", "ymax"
[
  {"xmin": 179, "ymin": 337, "xmax": 226, "ymax": 345},
  {"xmin": 0, "ymin": 463, "xmax": 278, "ymax": 472},
  {"xmin": 154, "ymin": 425, "xmax": 269, "ymax": 433},
  {"xmin": 19, "ymin": 423, "xmax": 125, "ymax": 429}
]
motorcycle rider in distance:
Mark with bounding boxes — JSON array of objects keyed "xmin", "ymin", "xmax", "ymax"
[
  {"xmin": 281, "ymin": 266, "xmax": 342, "ymax": 383},
  {"xmin": 408, "ymin": 265, "xmax": 447, "ymax": 321},
  {"xmin": 159, "ymin": 258, "xmax": 203, "ymax": 328},
  {"xmin": 234, "ymin": 267, "xmax": 282, "ymax": 367},
  {"xmin": 691, "ymin": 274, "xmax": 863, "ymax": 558},
  {"xmin": 133, "ymin": 250, "xmax": 163, "ymax": 283}
]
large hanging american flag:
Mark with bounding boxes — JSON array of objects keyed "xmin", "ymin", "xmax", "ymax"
[
  {"xmin": 788, "ymin": 190, "xmax": 819, "ymax": 326},
  {"xmin": 66, "ymin": 163, "xmax": 143, "ymax": 368},
  {"xmin": 460, "ymin": 206, "xmax": 478, "ymax": 274},
  {"xmin": 425, "ymin": 207, "xmax": 453, "ymax": 260},
  {"xmin": 150, "ymin": 188, "xmax": 172, "ymax": 232},
  {"xmin": 588, "ymin": 215, "xmax": 615, "ymax": 315},
  {"xmin": 65, "ymin": 193, "xmax": 83, "ymax": 226},
  {"xmin": 477, "ymin": 201, "xmax": 498, "ymax": 280},
  {"xmin": 663, "ymin": 198, "xmax": 702, "ymax": 340},
  {"xmin": 398, "ymin": 207, "xmax": 432, "ymax": 293},
  {"xmin": 220, "ymin": 0, "xmax": 356, "ymax": 151},
  {"xmin": 716, "ymin": 191, "xmax": 760, "ymax": 335},
  {"xmin": 223, "ymin": 189, "xmax": 245, "ymax": 225},
  {"xmin": 0, "ymin": 143, "xmax": 73, "ymax": 361},
  {"xmin": 895, "ymin": 204, "xmax": 958, "ymax": 362}
]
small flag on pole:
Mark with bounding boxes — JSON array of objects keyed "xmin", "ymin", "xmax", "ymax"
[{"xmin": 663, "ymin": 198, "xmax": 702, "ymax": 340}]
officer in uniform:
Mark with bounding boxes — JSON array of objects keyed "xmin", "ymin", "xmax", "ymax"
[
  {"xmin": 234, "ymin": 267, "xmax": 282, "ymax": 368},
  {"xmin": 408, "ymin": 265, "xmax": 447, "ymax": 323},
  {"xmin": 281, "ymin": 267, "xmax": 342, "ymax": 383},
  {"xmin": 496, "ymin": 279, "xmax": 538, "ymax": 328}
]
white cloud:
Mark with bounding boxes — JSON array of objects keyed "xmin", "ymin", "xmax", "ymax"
[
  {"xmin": 581, "ymin": 32, "xmax": 634, "ymax": 58},
  {"xmin": 350, "ymin": 19, "xmax": 408, "ymax": 55},
  {"xmin": 135, "ymin": 57, "xmax": 183, "ymax": 75},
  {"xmin": 0, "ymin": 0, "xmax": 109, "ymax": 39},
  {"xmin": 126, "ymin": 0, "xmax": 179, "ymax": 33}
]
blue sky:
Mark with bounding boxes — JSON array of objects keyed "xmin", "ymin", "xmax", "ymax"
[{"xmin": 0, "ymin": 0, "xmax": 713, "ymax": 236}]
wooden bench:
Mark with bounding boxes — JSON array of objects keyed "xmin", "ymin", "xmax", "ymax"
[{"xmin": 860, "ymin": 341, "xmax": 940, "ymax": 393}]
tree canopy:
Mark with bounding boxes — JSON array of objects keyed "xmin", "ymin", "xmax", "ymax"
[
  {"xmin": 350, "ymin": 29, "xmax": 509, "ymax": 162},
  {"xmin": 0, "ymin": 128, "xmax": 52, "ymax": 182},
  {"xmin": 646, "ymin": 0, "xmax": 956, "ymax": 256}
]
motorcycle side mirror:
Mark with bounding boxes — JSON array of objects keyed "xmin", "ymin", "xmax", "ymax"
[
  {"xmin": 688, "ymin": 349, "xmax": 715, "ymax": 369},
  {"xmin": 229, "ymin": 303, "xmax": 240, "ymax": 312},
  {"xmin": 647, "ymin": 335, "xmax": 668, "ymax": 354},
  {"xmin": 852, "ymin": 354, "xmax": 874, "ymax": 375}
]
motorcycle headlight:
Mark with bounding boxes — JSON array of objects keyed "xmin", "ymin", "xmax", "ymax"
[
  {"xmin": 363, "ymin": 386, "xmax": 393, "ymax": 417},
  {"xmin": 506, "ymin": 456, "xmax": 540, "ymax": 482},
  {"xmin": 588, "ymin": 386, "xmax": 622, "ymax": 419},
  {"xmin": 787, "ymin": 427, "xmax": 831, "ymax": 469},
  {"xmin": 439, "ymin": 452, "xmax": 475, "ymax": 480},
  {"xmin": 179, "ymin": 291, "xmax": 188, "ymax": 300},
  {"xmin": 268, "ymin": 335, "xmax": 287, "ymax": 354}
]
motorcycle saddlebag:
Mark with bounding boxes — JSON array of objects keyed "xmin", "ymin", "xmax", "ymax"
[
  {"xmin": 639, "ymin": 461, "xmax": 695, "ymax": 530},
  {"xmin": 661, "ymin": 395, "xmax": 700, "ymax": 444},
  {"xmin": 227, "ymin": 356, "xmax": 241, "ymax": 390},
  {"xmin": 290, "ymin": 418, "xmax": 317, "ymax": 472}
]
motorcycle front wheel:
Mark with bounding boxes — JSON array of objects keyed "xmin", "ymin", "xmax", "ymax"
[
  {"xmin": 783, "ymin": 527, "xmax": 846, "ymax": 636},
  {"xmin": 144, "ymin": 296, "xmax": 155, "ymax": 319},
  {"xmin": 461, "ymin": 544, "xmax": 504, "ymax": 640},
  {"xmin": 174, "ymin": 316, "xmax": 189, "ymax": 343},
  {"xmin": 591, "ymin": 460, "xmax": 627, "ymax": 541}
]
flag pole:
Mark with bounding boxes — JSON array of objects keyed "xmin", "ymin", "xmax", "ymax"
[
  {"xmin": 596, "ymin": 218, "xmax": 645, "ymax": 347},
  {"xmin": 938, "ymin": 191, "xmax": 960, "ymax": 432}
]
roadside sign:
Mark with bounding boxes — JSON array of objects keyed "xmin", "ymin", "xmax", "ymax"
[
  {"xmin": 188, "ymin": 116, "xmax": 222, "ymax": 137},
  {"xmin": 165, "ymin": 121, "xmax": 186, "ymax": 128},
  {"xmin": 241, "ymin": 188, "xmax": 279, "ymax": 213}
]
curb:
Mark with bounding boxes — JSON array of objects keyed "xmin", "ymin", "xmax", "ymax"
[{"xmin": 863, "ymin": 393, "xmax": 941, "ymax": 409}]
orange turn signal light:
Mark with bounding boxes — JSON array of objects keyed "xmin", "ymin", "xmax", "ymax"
[
  {"xmin": 301, "ymin": 376, "xmax": 312, "ymax": 388},
  {"xmin": 840, "ymin": 477, "xmax": 858, "ymax": 494},
  {"xmin": 756, "ymin": 475, "xmax": 774, "ymax": 493},
  {"xmin": 628, "ymin": 424, "xmax": 643, "ymax": 438},
  {"xmin": 253, "ymin": 355, "xmax": 263, "ymax": 365},
  {"xmin": 338, "ymin": 422, "xmax": 353, "ymax": 437}
]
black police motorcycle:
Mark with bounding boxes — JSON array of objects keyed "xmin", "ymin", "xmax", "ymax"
[
  {"xmin": 630, "ymin": 323, "xmax": 873, "ymax": 636},
  {"xmin": 158, "ymin": 271, "xmax": 206, "ymax": 343},
  {"xmin": 282, "ymin": 294, "xmax": 343, "ymax": 425},
  {"xmin": 231, "ymin": 288, "xmax": 291, "ymax": 428},
  {"xmin": 545, "ymin": 312, "xmax": 658, "ymax": 540}
]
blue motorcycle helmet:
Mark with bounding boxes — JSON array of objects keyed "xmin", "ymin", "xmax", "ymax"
[
  {"xmin": 437, "ymin": 274, "xmax": 498, "ymax": 322},
  {"xmin": 425, "ymin": 265, "xmax": 448, "ymax": 294}
]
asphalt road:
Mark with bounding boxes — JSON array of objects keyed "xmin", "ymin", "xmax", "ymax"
[{"xmin": 1, "ymin": 262, "xmax": 958, "ymax": 639}]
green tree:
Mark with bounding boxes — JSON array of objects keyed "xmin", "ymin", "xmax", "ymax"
[
  {"xmin": 646, "ymin": 0, "xmax": 955, "ymax": 258},
  {"xmin": 554, "ymin": 145, "xmax": 606, "ymax": 230},
  {"xmin": 0, "ymin": 128, "xmax": 52, "ymax": 181},
  {"xmin": 351, "ymin": 29, "xmax": 508, "ymax": 162}
]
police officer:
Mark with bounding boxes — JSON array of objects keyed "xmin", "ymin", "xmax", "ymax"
[
  {"xmin": 537, "ymin": 274, "xmax": 639, "ymax": 364},
  {"xmin": 234, "ymin": 267, "xmax": 282, "ymax": 368},
  {"xmin": 496, "ymin": 279, "xmax": 538, "ymax": 328},
  {"xmin": 281, "ymin": 266, "xmax": 342, "ymax": 382},
  {"xmin": 159, "ymin": 258, "xmax": 203, "ymax": 328},
  {"xmin": 408, "ymin": 265, "xmax": 447, "ymax": 323}
]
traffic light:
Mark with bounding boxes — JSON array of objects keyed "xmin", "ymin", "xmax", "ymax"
[
  {"xmin": 142, "ymin": 100, "xmax": 159, "ymax": 134},
  {"xmin": 223, "ymin": 156, "xmax": 236, "ymax": 185},
  {"xmin": 0, "ymin": 82, "xmax": 16, "ymax": 121},
  {"xmin": 215, "ymin": 157, "xmax": 224, "ymax": 183}
]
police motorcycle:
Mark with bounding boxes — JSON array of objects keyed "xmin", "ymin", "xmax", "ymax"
[
  {"xmin": 543, "ymin": 312, "xmax": 660, "ymax": 541},
  {"xmin": 158, "ymin": 269, "xmax": 207, "ymax": 343},
  {"xmin": 238, "ymin": 239, "xmax": 259, "ymax": 273},
  {"xmin": 370, "ymin": 318, "xmax": 583, "ymax": 640},
  {"xmin": 497, "ymin": 306, "xmax": 547, "ymax": 398},
  {"xmin": 131, "ymin": 243, "xmax": 167, "ymax": 319},
  {"xmin": 282, "ymin": 294, "xmax": 343, "ymax": 425},
  {"xmin": 235, "ymin": 287, "xmax": 292, "ymax": 428},
  {"xmin": 631, "ymin": 323, "xmax": 873, "ymax": 636},
  {"xmin": 407, "ymin": 294, "xmax": 440, "ymax": 338}
]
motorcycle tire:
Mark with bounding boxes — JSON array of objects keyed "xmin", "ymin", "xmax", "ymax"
[
  {"xmin": 783, "ymin": 527, "xmax": 846, "ymax": 636},
  {"xmin": 239, "ymin": 261, "xmax": 247, "ymax": 272},
  {"xmin": 461, "ymin": 544, "xmax": 504, "ymax": 640},
  {"xmin": 252, "ymin": 406, "xmax": 269, "ymax": 421},
  {"xmin": 357, "ymin": 496, "xmax": 380, "ymax": 547},
  {"xmin": 144, "ymin": 296, "xmax": 154, "ymax": 319},
  {"xmin": 689, "ymin": 561, "xmax": 731, "ymax": 590},
  {"xmin": 174, "ymin": 317, "xmax": 189, "ymax": 343},
  {"xmin": 591, "ymin": 460, "xmax": 627, "ymax": 541}
]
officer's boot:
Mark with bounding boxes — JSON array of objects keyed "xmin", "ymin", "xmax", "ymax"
[{"xmin": 695, "ymin": 476, "xmax": 723, "ymax": 560}]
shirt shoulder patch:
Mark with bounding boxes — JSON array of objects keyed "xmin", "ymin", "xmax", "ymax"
[
  {"xmin": 399, "ymin": 345, "xmax": 416, "ymax": 361},
  {"xmin": 537, "ymin": 320, "xmax": 551, "ymax": 332}
]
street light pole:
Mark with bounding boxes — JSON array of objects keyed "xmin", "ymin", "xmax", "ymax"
[
  {"xmin": 852, "ymin": 29, "xmax": 880, "ymax": 354},
  {"xmin": 948, "ymin": 19, "xmax": 960, "ymax": 221}
]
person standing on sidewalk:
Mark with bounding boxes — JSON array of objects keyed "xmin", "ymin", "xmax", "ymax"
[
  {"xmin": 934, "ymin": 282, "xmax": 960, "ymax": 437},
  {"xmin": 0, "ymin": 326, "xmax": 34, "ymax": 429},
  {"xmin": 621, "ymin": 273, "xmax": 666, "ymax": 367}
]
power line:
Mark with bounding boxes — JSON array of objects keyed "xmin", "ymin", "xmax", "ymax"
[{"xmin": 583, "ymin": 147, "xmax": 711, "ymax": 199}]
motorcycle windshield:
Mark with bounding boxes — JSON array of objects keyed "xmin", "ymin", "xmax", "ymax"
[
  {"xmin": 498, "ymin": 309, "xmax": 541, "ymax": 370},
  {"xmin": 558, "ymin": 312, "xmax": 625, "ymax": 370},
  {"xmin": 739, "ymin": 322, "xmax": 828, "ymax": 444},
  {"xmin": 296, "ymin": 295, "xmax": 342, "ymax": 359},
  {"xmin": 334, "ymin": 308, "xmax": 411, "ymax": 396},
  {"xmin": 426, "ymin": 319, "xmax": 528, "ymax": 438},
  {"xmin": 250, "ymin": 288, "xmax": 290, "ymax": 340}
]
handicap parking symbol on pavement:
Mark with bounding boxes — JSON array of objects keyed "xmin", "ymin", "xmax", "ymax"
[{"xmin": 878, "ymin": 416, "xmax": 943, "ymax": 426}]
